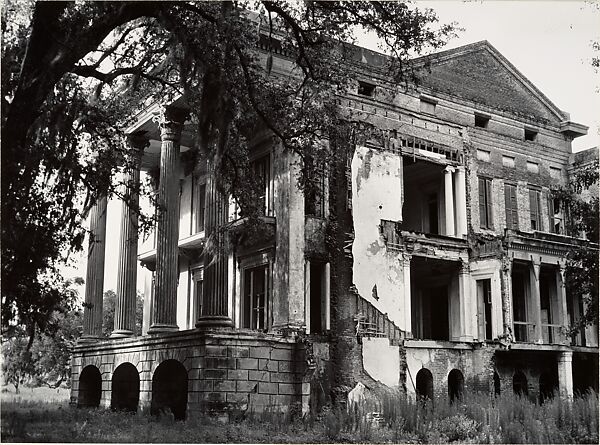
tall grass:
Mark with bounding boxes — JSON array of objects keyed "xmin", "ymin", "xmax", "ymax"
[{"xmin": 2, "ymin": 387, "xmax": 598, "ymax": 443}]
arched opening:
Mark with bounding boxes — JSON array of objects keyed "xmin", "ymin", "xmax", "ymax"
[
  {"xmin": 493, "ymin": 371, "xmax": 501, "ymax": 396},
  {"xmin": 513, "ymin": 371, "xmax": 528, "ymax": 396},
  {"xmin": 78, "ymin": 365, "xmax": 102, "ymax": 408},
  {"xmin": 539, "ymin": 372, "xmax": 557, "ymax": 404},
  {"xmin": 111, "ymin": 363, "xmax": 140, "ymax": 412},
  {"xmin": 415, "ymin": 368, "xmax": 434, "ymax": 401},
  {"xmin": 151, "ymin": 359, "xmax": 188, "ymax": 420},
  {"xmin": 448, "ymin": 369, "xmax": 464, "ymax": 403}
]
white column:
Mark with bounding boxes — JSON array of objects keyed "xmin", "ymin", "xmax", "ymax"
[
  {"xmin": 458, "ymin": 262, "xmax": 473, "ymax": 342},
  {"xmin": 557, "ymin": 351, "xmax": 574, "ymax": 398},
  {"xmin": 444, "ymin": 166, "xmax": 456, "ymax": 237},
  {"xmin": 455, "ymin": 167, "xmax": 467, "ymax": 238},
  {"xmin": 402, "ymin": 254, "xmax": 412, "ymax": 337},
  {"xmin": 556, "ymin": 264, "xmax": 569, "ymax": 345},
  {"xmin": 530, "ymin": 260, "xmax": 543, "ymax": 343}
]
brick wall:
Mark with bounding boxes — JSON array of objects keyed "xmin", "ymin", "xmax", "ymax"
[{"xmin": 71, "ymin": 330, "xmax": 309, "ymax": 417}]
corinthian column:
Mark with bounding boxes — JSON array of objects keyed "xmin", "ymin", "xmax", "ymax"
[
  {"xmin": 444, "ymin": 166, "xmax": 456, "ymax": 237},
  {"xmin": 80, "ymin": 196, "xmax": 108, "ymax": 342},
  {"xmin": 196, "ymin": 162, "xmax": 233, "ymax": 328},
  {"xmin": 148, "ymin": 106, "xmax": 189, "ymax": 334},
  {"xmin": 111, "ymin": 133, "xmax": 148, "ymax": 338}
]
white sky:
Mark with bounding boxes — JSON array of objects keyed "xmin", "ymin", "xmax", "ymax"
[{"xmin": 64, "ymin": 0, "xmax": 600, "ymax": 297}]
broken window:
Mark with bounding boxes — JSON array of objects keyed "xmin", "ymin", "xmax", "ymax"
[
  {"xmin": 474, "ymin": 113, "xmax": 490, "ymax": 128},
  {"xmin": 512, "ymin": 263, "xmax": 530, "ymax": 342},
  {"xmin": 476, "ymin": 278, "xmax": 493, "ymax": 340},
  {"xmin": 479, "ymin": 177, "xmax": 493, "ymax": 229},
  {"xmin": 308, "ymin": 261, "xmax": 329, "ymax": 334},
  {"xmin": 502, "ymin": 155, "xmax": 515, "ymax": 168},
  {"xmin": 529, "ymin": 188, "xmax": 543, "ymax": 231},
  {"xmin": 193, "ymin": 178, "xmax": 206, "ymax": 233},
  {"xmin": 357, "ymin": 81, "xmax": 376, "ymax": 97},
  {"xmin": 524, "ymin": 128, "xmax": 538, "ymax": 141},
  {"xmin": 504, "ymin": 183, "xmax": 519, "ymax": 230},
  {"xmin": 192, "ymin": 268, "xmax": 203, "ymax": 324},
  {"xmin": 242, "ymin": 264, "xmax": 269, "ymax": 330},
  {"xmin": 305, "ymin": 159, "xmax": 326, "ymax": 218},
  {"xmin": 419, "ymin": 96, "xmax": 437, "ymax": 114},
  {"xmin": 402, "ymin": 157, "xmax": 443, "ymax": 235},
  {"xmin": 251, "ymin": 154, "xmax": 272, "ymax": 216},
  {"xmin": 547, "ymin": 196, "xmax": 563, "ymax": 234}
]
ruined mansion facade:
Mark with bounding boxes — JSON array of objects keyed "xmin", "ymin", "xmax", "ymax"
[{"xmin": 71, "ymin": 41, "xmax": 598, "ymax": 418}]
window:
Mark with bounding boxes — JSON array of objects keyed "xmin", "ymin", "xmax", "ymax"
[
  {"xmin": 549, "ymin": 166, "xmax": 561, "ymax": 179},
  {"xmin": 242, "ymin": 264, "xmax": 269, "ymax": 330},
  {"xmin": 477, "ymin": 149, "xmax": 491, "ymax": 162},
  {"xmin": 251, "ymin": 154, "xmax": 272, "ymax": 216},
  {"xmin": 548, "ymin": 196, "xmax": 563, "ymax": 234},
  {"xmin": 524, "ymin": 128, "xmax": 537, "ymax": 141},
  {"xmin": 529, "ymin": 188, "xmax": 543, "ymax": 231},
  {"xmin": 504, "ymin": 183, "xmax": 519, "ymax": 230},
  {"xmin": 305, "ymin": 159, "xmax": 326, "ymax": 218},
  {"xmin": 526, "ymin": 161, "xmax": 539, "ymax": 174},
  {"xmin": 357, "ymin": 81, "xmax": 376, "ymax": 97},
  {"xmin": 476, "ymin": 279, "xmax": 493, "ymax": 340},
  {"xmin": 193, "ymin": 179, "xmax": 206, "ymax": 233},
  {"xmin": 307, "ymin": 261, "xmax": 329, "ymax": 334},
  {"xmin": 502, "ymin": 155, "xmax": 515, "ymax": 168},
  {"xmin": 419, "ymin": 96, "xmax": 437, "ymax": 114},
  {"xmin": 474, "ymin": 113, "xmax": 490, "ymax": 128},
  {"xmin": 192, "ymin": 269, "xmax": 204, "ymax": 324},
  {"xmin": 479, "ymin": 177, "xmax": 493, "ymax": 229}
]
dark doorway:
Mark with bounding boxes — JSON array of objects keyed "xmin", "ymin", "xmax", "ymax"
[
  {"xmin": 512, "ymin": 265, "xmax": 529, "ymax": 342},
  {"xmin": 493, "ymin": 371, "xmax": 501, "ymax": 396},
  {"xmin": 476, "ymin": 279, "xmax": 493, "ymax": 340},
  {"xmin": 111, "ymin": 363, "xmax": 140, "ymax": 412},
  {"xmin": 429, "ymin": 286, "xmax": 449, "ymax": 340},
  {"xmin": 416, "ymin": 368, "xmax": 434, "ymax": 401},
  {"xmin": 513, "ymin": 371, "xmax": 528, "ymax": 396},
  {"xmin": 78, "ymin": 365, "xmax": 102, "ymax": 408},
  {"xmin": 151, "ymin": 360, "xmax": 188, "ymax": 420},
  {"xmin": 539, "ymin": 371, "xmax": 557, "ymax": 404},
  {"xmin": 242, "ymin": 264, "xmax": 269, "ymax": 330},
  {"xmin": 448, "ymin": 369, "xmax": 464, "ymax": 403}
]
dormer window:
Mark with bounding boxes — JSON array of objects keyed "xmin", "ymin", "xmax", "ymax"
[
  {"xmin": 474, "ymin": 113, "xmax": 490, "ymax": 128},
  {"xmin": 419, "ymin": 95, "xmax": 437, "ymax": 114},
  {"xmin": 357, "ymin": 81, "xmax": 376, "ymax": 97},
  {"xmin": 524, "ymin": 127, "xmax": 538, "ymax": 141}
]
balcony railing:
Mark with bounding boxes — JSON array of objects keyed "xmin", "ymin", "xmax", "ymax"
[{"xmin": 513, "ymin": 321, "xmax": 536, "ymax": 343}]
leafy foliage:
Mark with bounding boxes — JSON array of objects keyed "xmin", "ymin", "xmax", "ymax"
[{"xmin": 102, "ymin": 290, "xmax": 144, "ymax": 337}]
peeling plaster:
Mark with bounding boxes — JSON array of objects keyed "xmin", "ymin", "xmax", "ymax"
[
  {"xmin": 362, "ymin": 337, "xmax": 400, "ymax": 387},
  {"xmin": 351, "ymin": 145, "xmax": 406, "ymax": 329}
]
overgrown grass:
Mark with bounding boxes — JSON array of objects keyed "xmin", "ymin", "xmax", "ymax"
[{"xmin": 2, "ymin": 387, "xmax": 598, "ymax": 443}]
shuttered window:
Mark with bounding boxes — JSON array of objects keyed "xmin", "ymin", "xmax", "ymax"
[
  {"xmin": 504, "ymin": 183, "xmax": 519, "ymax": 230},
  {"xmin": 479, "ymin": 177, "xmax": 493, "ymax": 229},
  {"xmin": 548, "ymin": 195, "xmax": 563, "ymax": 234},
  {"xmin": 529, "ymin": 189, "xmax": 543, "ymax": 231}
]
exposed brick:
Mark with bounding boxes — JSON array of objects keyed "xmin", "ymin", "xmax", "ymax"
[
  {"xmin": 226, "ymin": 392, "xmax": 248, "ymax": 404},
  {"xmin": 258, "ymin": 382, "xmax": 278, "ymax": 394},
  {"xmin": 270, "ymin": 348, "xmax": 293, "ymax": 361},
  {"xmin": 248, "ymin": 370, "xmax": 270, "ymax": 382},
  {"xmin": 188, "ymin": 368, "xmax": 201, "ymax": 379},
  {"xmin": 278, "ymin": 383, "xmax": 302, "ymax": 395},
  {"xmin": 237, "ymin": 358, "xmax": 259, "ymax": 370},
  {"xmin": 191, "ymin": 380, "xmax": 213, "ymax": 392},
  {"xmin": 205, "ymin": 345, "xmax": 228, "ymax": 357},
  {"xmin": 204, "ymin": 357, "xmax": 236, "ymax": 369},
  {"xmin": 213, "ymin": 380, "xmax": 236, "ymax": 392},
  {"xmin": 203, "ymin": 369, "xmax": 228, "ymax": 380},
  {"xmin": 249, "ymin": 347, "xmax": 270, "ymax": 359},
  {"xmin": 270, "ymin": 372, "xmax": 302, "ymax": 383},
  {"xmin": 228, "ymin": 369, "xmax": 249, "ymax": 380},
  {"xmin": 258, "ymin": 359, "xmax": 278, "ymax": 372},
  {"xmin": 202, "ymin": 392, "xmax": 225, "ymax": 402},
  {"xmin": 228, "ymin": 346, "xmax": 250, "ymax": 358},
  {"xmin": 236, "ymin": 380, "xmax": 259, "ymax": 393}
]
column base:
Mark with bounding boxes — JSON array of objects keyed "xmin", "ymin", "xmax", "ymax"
[
  {"xmin": 147, "ymin": 323, "xmax": 179, "ymax": 334},
  {"xmin": 109, "ymin": 329, "xmax": 135, "ymax": 339},
  {"xmin": 77, "ymin": 335, "xmax": 102, "ymax": 344},
  {"xmin": 196, "ymin": 316, "xmax": 234, "ymax": 329}
]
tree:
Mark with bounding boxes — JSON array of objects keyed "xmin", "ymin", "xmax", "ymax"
[
  {"xmin": 1, "ymin": 328, "xmax": 35, "ymax": 393},
  {"xmin": 102, "ymin": 290, "xmax": 144, "ymax": 338},
  {"xmin": 2, "ymin": 1, "xmax": 455, "ymax": 398},
  {"xmin": 553, "ymin": 162, "xmax": 599, "ymax": 335}
]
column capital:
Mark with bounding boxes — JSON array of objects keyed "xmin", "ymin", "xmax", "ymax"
[
  {"xmin": 154, "ymin": 106, "xmax": 189, "ymax": 141},
  {"xmin": 444, "ymin": 165, "xmax": 456, "ymax": 174}
]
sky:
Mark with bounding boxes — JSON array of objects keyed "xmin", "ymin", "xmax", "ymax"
[{"xmin": 64, "ymin": 0, "xmax": 600, "ymax": 296}]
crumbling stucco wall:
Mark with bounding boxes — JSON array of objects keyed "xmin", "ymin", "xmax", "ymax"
[
  {"xmin": 361, "ymin": 337, "xmax": 401, "ymax": 387},
  {"xmin": 351, "ymin": 145, "xmax": 406, "ymax": 329}
]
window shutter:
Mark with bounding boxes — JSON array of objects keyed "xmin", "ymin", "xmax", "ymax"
[
  {"xmin": 510, "ymin": 185, "xmax": 519, "ymax": 229},
  {"xmin": 485, "ymin": 179, "xmax": 493, "ymax": 229},
  {"xmin": 505, "ymin": 184, "xmax": 517, "ymax": 229},
  {"xmin": 479, "ymin": 178, "xmax": 487, "ymax": 228},
  {"xmin": 547, "ymin": 194, "xmax": 555, "ymax": 233},
  {"xmin": 529, "ymin": 189, "xmax": 540, "ymax": 230}
]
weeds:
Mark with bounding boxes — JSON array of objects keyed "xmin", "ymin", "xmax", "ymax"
[{"xmin": 1, "ymin": 387, "xmax": 598, "ymax": 443}]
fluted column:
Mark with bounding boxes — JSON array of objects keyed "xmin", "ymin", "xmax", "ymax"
[
  {"xmin": 196, "ymin": 164, "xmax": 233, "ymax": 328},
  {"xmin": 80, "ymin": 196, "xmax": 108, "ymax": 342},
  {"xmin": 111, "ymin": 133, "xmax": 148, "ymax": 338},
  {"xmin": 556, "ymin": 264, "xmax": 569, "ymax": 345},
  {"xmin": 148, "ymin": 106, "xmax": 188, "ymax": 334},
  {"xmin": 444, "ymin": 166, "xmax": 456, "ymax": 237},
  {"xmin": 530, "ymin": 259, "xmax": 543, "ymax": 343}
]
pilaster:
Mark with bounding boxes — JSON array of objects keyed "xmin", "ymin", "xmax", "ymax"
[
  {"xmin": 402, "ymin": 253, "xmax": 412, "ymax": 338},
  {"xmin": 458, "ymin": 261, "xmax": 473, "ymax": 342},
  {"xmin": 444, "ymin": 166, "xmax": 455, "ymax": 237},
  {"xmin": 529, "ymin": 259, "xmax": 543, "ymax": 343},
  {"xmin": 455, "ymin": 167, "xmax": 467, "ymax": 238}
]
